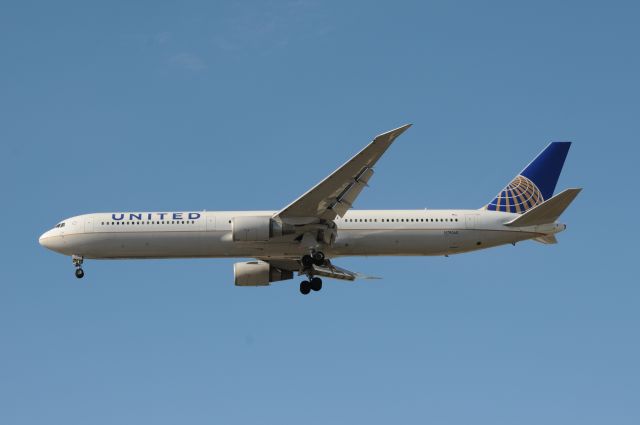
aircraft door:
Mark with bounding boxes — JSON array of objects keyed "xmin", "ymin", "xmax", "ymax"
[
  {"xmin": 206, "ymin": 215, "xmax": 216, "ymax": 231},
  {"xmin": 84, "ymin": 216, "xmax": 94, "ymax": 233},
  {"xmin": 465, "ymin": 215, "xmax": 477, "ymax": 229}
]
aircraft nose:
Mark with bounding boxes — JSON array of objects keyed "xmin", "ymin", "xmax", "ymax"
[
  {"xmin": 39, "ymin": 231, "xmax": 51, "ymax": 248},
  {"xmin": 39, "ymin": 230, "xmax": 61, "ymax": 251}
]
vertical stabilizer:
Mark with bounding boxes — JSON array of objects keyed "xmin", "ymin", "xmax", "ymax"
[{"xmin": 486, "ymin": 142, "xmax": 571, "ymax": 213}]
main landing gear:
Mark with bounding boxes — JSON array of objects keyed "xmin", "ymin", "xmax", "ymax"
[
  {"xmin": 299, "ymin": 251, "xmax": 325, "ymax": 295},
  {"xmin": 299, "ymin": 277, "xmax": 322, "ymax": 295},
  {"xmin": 301, "ymin": 251, "xmax": 325, "ymax": 268},
  {"xmin": 72, "ymin": 255, "xmax": 85, "ymax": 279}
]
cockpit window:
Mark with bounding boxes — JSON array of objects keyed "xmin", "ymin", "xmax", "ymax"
[{"xmin": 55, "ymin": 222, "xmax": 66, "ymax": 228}]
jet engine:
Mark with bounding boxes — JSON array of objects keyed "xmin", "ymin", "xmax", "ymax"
[
  {"xmin": 233, "ymin": 260, "xmax": 294, "ymax": 286},
  {"xmin": 231, "ymin": 216, "xmax": 297, "ymax": 242}
]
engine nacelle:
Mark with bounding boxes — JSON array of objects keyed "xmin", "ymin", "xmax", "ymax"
[
  {"xmin": 232, "ymin": 216, "xmax": 294, "ymax": 242},
  {"xmin": 234, "ymin": 261, "xmax": 294, "ymax": 286}
]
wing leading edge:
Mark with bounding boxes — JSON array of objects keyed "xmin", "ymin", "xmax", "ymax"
[{"xmin": 275, "ymin": 124, "xmax": 412, "ymax": 222}]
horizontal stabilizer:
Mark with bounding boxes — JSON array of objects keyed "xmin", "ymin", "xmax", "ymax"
[
  {"xmin": 534, "ymin": 235, "xmax": 558, "ymax": 244},
  {"xmin": 505, "ymin": 188, "xmax": 582, "ymax": 227}
]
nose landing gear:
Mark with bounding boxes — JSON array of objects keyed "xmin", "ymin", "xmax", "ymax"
[{"xmin": 72, "ymin": 255, "xmax": 84, "ymax": 279}]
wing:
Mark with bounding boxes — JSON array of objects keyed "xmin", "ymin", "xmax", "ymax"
[
  {"xmin": 261, "ymin": 258, "xmax": 380, "ymax": 282},
  {"xmin": 274, "ymin": 124, "xmax": 412, "ymax": 222}
]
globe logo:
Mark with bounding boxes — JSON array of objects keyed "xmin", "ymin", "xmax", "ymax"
[{"xmin": 486, "ymin": 175, "xmax": 544, "ymax": 213}]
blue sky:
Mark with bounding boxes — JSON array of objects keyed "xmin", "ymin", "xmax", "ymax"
[{"xmin": 1, "ymin": 1, "xmax": 639, "ymax": 424}]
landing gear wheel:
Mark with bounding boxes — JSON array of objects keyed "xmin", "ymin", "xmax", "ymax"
[
  {"xmin": 312, "ymin": 251, "xmax": 325, "ymax": 266},
  {"xmin": 72, "ymin": 255, "xmax": 85, "ymax": 279},
  {"xmin": 301, "ymin": 255, "xmax": 314, "ymax": 268},
  {"xmin": 310, "ymin": 277, "xmax": 322, "ymax": 291},
  {"xmin": 300, "ymin": 280, "xmax": 311, "ymax": 295}
]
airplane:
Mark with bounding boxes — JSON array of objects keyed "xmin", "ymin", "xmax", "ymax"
[{"xmin": 39, "ymin": 124, "xmax": 581, "ymax": 295}]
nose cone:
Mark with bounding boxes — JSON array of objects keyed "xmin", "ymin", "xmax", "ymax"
[
  {"xmin": 39, "ymin": 230, "xmax": 64, "ymax": 252},
  {"xmin": 39, "ymin": 230, "xmax": 52, "ymax": 248}
]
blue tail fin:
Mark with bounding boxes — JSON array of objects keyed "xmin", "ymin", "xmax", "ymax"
[{"xmin": 485, "ymin": 142, "xmax": 571, "ymax": 213}]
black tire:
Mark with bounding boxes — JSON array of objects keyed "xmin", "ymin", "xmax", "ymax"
[
  {"xmin": 301, "ymin": 255, "xmax": 314, "ymax": 268},
  {"xmin": 75, "ymin": 268, "xmax": 85, "ymax": 279},
  {"xmin": 300, "ymin": 281, "xmax": 311, "ymax": 295},
  {"xmin": 310, "ymin": 277, "xmax": 322, "ymax": 291},
  {"xmin": 312, "ymin": 251, "xmax": 325, "ymax": 266}
]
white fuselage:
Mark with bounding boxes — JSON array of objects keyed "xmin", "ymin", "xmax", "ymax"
[{"xmin": 38, "ymin": 209, "xmax": 565, "ymax": 260}]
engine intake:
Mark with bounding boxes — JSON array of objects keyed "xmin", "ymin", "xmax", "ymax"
[{"xmin": 234, "ymin": 261, "xmax": 294, "ymax": 286}]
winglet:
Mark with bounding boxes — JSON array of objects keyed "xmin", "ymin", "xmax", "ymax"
[{"xmin": 374, "ymin": 124, "xmax": 412, "ymax": 143}]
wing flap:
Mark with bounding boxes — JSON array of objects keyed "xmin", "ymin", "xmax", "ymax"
[
  {"xmin": 326, "ymin": 167, "xmax": 374, "ymax": 218},
  {"xmin": 311, "ymin": 263, "xmax": 357, "ymax": 281},
  {"xmin": 259, "ymin": 258, "xmax": 380, "ymax": 282}
]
